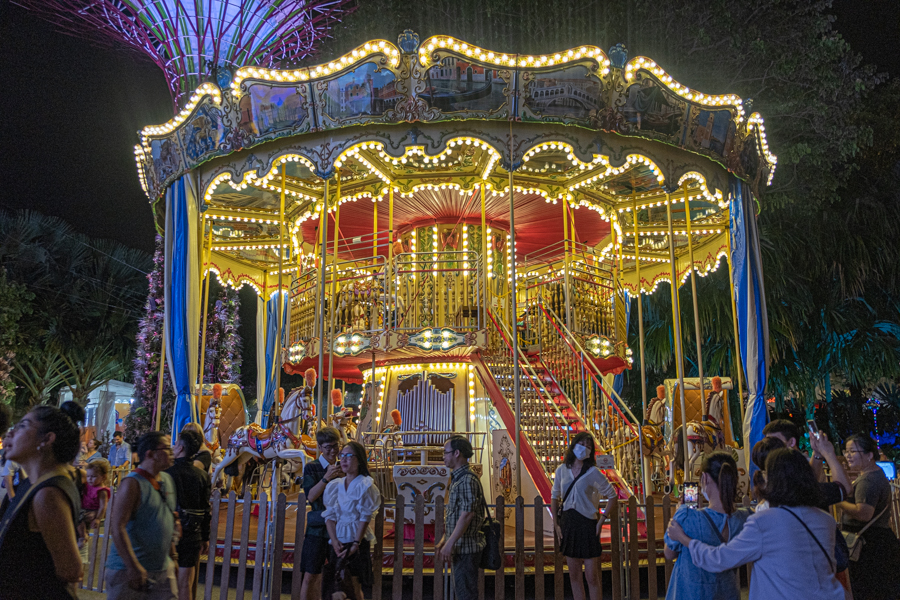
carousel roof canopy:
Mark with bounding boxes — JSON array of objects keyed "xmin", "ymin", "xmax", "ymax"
[{"xmin": 134, "ymin": 31, "xmax": 777, "ymax": 296}]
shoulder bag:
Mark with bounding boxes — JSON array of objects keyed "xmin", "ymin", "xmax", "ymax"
[
  {"xmin": 477, "ymin": 476, "xmax": 503, "ymax": 570},
  {"xmin": 842, "ymin": 504, "xmax": 889, "ymax": 562}
]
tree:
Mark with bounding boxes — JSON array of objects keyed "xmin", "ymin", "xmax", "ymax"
[
  {"xmin": 12, "ymin": 352, "xmax": 66, "ymax": 408},
  {"xmin": 0, "ymin": 268, "xmax": 32, "ymax": 405},
  {"xmin": 203, "ymin": 286, "xmax": 243, "ymax": 386},
  {"xmin": 57, "ymin": 345, "xmax": 122, "ymax": 406}
]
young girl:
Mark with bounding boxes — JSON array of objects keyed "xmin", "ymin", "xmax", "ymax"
[{"xmin": 78, "ymin": 458, "xmax": 111, "ymax": 545}]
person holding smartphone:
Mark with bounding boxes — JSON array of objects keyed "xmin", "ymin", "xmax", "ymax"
[{"xmin": 663, "ymin": 451, "xmax": 752, "ymax": 600}]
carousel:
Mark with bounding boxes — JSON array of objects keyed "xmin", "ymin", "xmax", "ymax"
[{"xmin": 139, "ymin": 30, "xmax": 774, "ymax": 567}]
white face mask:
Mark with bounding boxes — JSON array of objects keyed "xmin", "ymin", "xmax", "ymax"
[
  {"xmin": 701, "ymin": 488, "xmax": 710, "ymax": 502},
  {"xmin": 573, "ymin": 444, "xmax": 591, "ymax": 460}
]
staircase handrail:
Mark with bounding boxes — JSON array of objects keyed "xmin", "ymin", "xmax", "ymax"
[
  {"xmin": 539, "ymin": 300, "xmax": 641, "ymax": 438},
  {"xmin": 484, "ymin": 308, "xmax": 571, "ymax": 439}
]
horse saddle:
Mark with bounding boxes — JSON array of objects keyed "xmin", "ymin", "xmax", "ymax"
[
  {"xmin": 699, "ymin": 419, "xmax": 724, "ymax": 448},
  {"xmin": 246, "ymin": 422, "xmax": 299, "ymax": 454}
]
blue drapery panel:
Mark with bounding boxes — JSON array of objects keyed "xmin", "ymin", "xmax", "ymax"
[
  {"xmin": 259, "ymin": 292, "xmax": 290, "ymax": 428},
  {"xmin": 729, "ymin": 176, "xmax": 770, "ymax": 473},
  {"xmin": 613, "ymin": 290, "xmax": 632, "ymax": 396},
  {"xmin": 164, "ymin": 175, "xmax": 201, "ymax": 439}
]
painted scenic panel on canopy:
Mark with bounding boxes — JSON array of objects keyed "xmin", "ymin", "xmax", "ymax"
[
  {"xmin": 149, "ymin": 135, "xmax": 184, "ymax": 189},
  {"xmin": 318, "ymin": 62, "xmax": 397, "ymax": 127},
  {"xmin": 423, "ymin": 56, "xmax": 509, "ymax": 115},
  {"xmin": 239, "ymin": 84, "xmax": 308, "ymax": 138},
  {"xmin": 686, "ymin": 107, "xmax": 736, "ymax": 158},
  {"xmin": 522, "ymin": 65, "xmax": 604, "ymax": 122},
  {"xmin": 178, "ymin": 104, "xmax": 226, "ymax": 164}
]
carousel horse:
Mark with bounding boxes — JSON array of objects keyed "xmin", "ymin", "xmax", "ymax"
[
  {"xmin": 203, "ymin": 384, "xmax": 223, "ymax": 467},
  {"xmin": 641, "ymin": 386, "xmax": 669, "ymax": 491},
  {"xmin": 329, "ymin": 389, "xmax": 359, "ymax": 444},
  {"xmin": 670, "ymin": 377, "xmax": 726, "ymax": 486},
  {"xmin": 283, "ymin": 368, "xmax": 319, "ymax": 455},
  {"xmin": 211, "ymin": 380, "xmax": 313, "ymax": 487}
]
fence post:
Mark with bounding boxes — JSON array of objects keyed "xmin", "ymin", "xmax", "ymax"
[
  {"xmin": 515, "ymin": 497, "xmax": 525, "ymax": 600},
  {"xmin": 204, "ymin": 490, "xmax": 221, "ymax": 600},
  {"xmin": 629, "ymin": 496, "xmax": 640, "ymax": 599},
  {"xmin": 662, "ymin": 495, "xmax": 673, "ymax": 585},
  {"xmin": 96, "ymin": 489, "xmax": 116, "ymax": 592},
  {"xmin": 413, "ymin": 495, "xmax": 425, "ymax": 599},
  {"xmin": 533, "ymin": 496, "xmax": 544, "ymax": 600},
  {"xmin": 646, "ymin": 497, "xmax": 657, "ymax": 598},
  {"xmin": 219, "ymin": 491, "xmax": 238, "ymax": 600},
  {"xmin": 553, "ymin": 502, "xmax": 563, "ymax": 600},
  {"xmin": 373, "ymin": 500, "xmax": 385, "ymax": 600},
  {"xmin": 433, "ymin": 496, "xmax": 444, "ymax": 600},
  {"xmin": 494, "ymin": 496, "xmax": 506, "ymax": 600},
  {"xmin": 393, "ymin": 496, "xmax": 405, "ymax": 600},
  {"xmin": 270, "ymin": 493, "xmax": 287, "ymax": 595},
  {"xmin": 237, "ymin": 489, "xmax": 255, "ymax": 600},
  {"xmin": 609, "ymin": 498, "xmax": 622, "ymax": 600},
  {"xmin": 251, "ymin": 491, "xmax": 268, "ymax": 599}
]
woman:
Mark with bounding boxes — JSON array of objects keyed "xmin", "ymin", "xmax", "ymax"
[
  {"xmin": 77, "ymin": 438, "xmax": 103, "ymax": 468},
  {"xmin": 180, "ymin": 422, "xmax": 213, "ymax": 472},
  {"xmin": 668, "ymin": 448, "xmax": 843, "ymax": 600},
  {"xmin": 663, "ymin": 451, "xmax": 751, "ymax": 600},
  {"xmin": 551, "ymin": 432, "xmax": 618, "ymax": 600},
  {"xmin": 838, "ymin": 433, "xmax": 900, "ymax": 600},
  {"xmin": 322, "ymin": 441, "xmax": 380, "ymax": 600},
  {"xmin": 0, "ymin": 402, "xmax": 85, "ymax": 599},
  {"xmin": 750, "ymin": 436, "xmax": 786, "ymax": 512}
]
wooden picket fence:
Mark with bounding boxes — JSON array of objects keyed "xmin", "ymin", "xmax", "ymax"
[{"xmin": 78, "ymin": 481, "xmax": 900, "ymax": 599}]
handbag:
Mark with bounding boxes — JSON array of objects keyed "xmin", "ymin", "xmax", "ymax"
[
  {"xmin": 555, "ymin": 466, "xmax": 590, "ymax": 529},
  {"xmin": 842, "ymin": 505, "xmax": 889, "ymax": 562},
  {"xmin": 478, "ymin": 487, "xmax": 502, "ymax": 570}
]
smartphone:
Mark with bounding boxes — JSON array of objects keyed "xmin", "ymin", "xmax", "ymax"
[
  {"xmin": 806, "ymin": 419, "xmax": 820, "ymax": 439},
  {"xmin": 683, "ymin": 482, "xmax": 699, "ymax": 508}
]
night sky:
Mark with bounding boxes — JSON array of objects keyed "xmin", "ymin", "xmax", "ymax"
[{"xmin": 0, "ymin": 0, "xmax": 897, "ymax": 395}]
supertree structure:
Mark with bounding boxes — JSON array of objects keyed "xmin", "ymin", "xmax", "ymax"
[
  {"xmin": 15, "ymin": 0, "xmax": 357, "ymax": 107},
  {"xmin": 203, "ymin": 287, "xmax": 243, "ymax": 386}
]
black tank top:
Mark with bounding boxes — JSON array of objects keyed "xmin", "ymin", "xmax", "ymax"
[{"xmin": 0, "ymin": 474, "xmax": 80, "ymax": 600}]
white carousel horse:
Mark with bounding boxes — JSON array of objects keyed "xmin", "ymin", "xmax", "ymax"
[
  {"xmin": 670, "ymin": 378, "xmax": 726, "ymax": 486},
  {"xmin": 203, "ymin": 388, "xmax": 223, "ymax": 468},
  {"xmin": 210, "ymin": 381, "xmax": 313, "ymax": 486},
  {"xmin": 641, "ymin": 387, "xmax": 669, "ymax": 491}
]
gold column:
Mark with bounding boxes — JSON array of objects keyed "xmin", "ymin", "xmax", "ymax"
[
  {"xmin": 666, "ymin": 194, "xmax": 690, "ymax": 471},
  {"xmin": 327, "ymin": 175, "xmax": 341, "ymax": 409},
  {"xmin": 727, "ymin": 230, "xmax": 746, "ymax": 426},
  {"xmin": 684, "ymin": 188, "xmax": 706, "ymax": 415},
  {"xmin": 195, "ymin": 222, "xmax": 214, "ymax": 425},
  {"xmin": 632, "ymin": 199, "xmax": 650, "ymax": 497},
  {"xmin": 316, "ymin": 179, "xmax": 330, "ymax": 423},
  {"xmin": 481, "ymin": 183, "xmax": 489, "ymax": 319},
  {"xmin": 274, "ymin": 168, "xmax": 286, "ymax": 416}
]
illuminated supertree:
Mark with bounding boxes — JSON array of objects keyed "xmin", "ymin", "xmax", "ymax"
[{"xmin": 15, "ymin": 0, "xmax": 356, "ymax": 107}]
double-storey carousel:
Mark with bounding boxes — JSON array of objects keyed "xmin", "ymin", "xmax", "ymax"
[{"xmin": 139, "ymin": 30, "xmax": 774, "ymax": 568}]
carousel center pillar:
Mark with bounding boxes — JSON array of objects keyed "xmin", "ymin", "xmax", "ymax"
[
  {"xmin": 684, "ymin": 187, "xmax": 706, "ymax": 416},
  {"xmin": 508, "ymin": 121, "xmax": 522, "ymax": 495},
  {"xmin": 666, "ymin": 193, "xmax": 690, "ymax": 475},
  {"xmin": 316, "ymin": 177, "xmax": 330, "ymax": 425},
  {"xmin": 327, "ymin": 174, "xmax": 340, "ymax": 408},
  {"xmin": 633, "ymin": 196, "xmax": 650, "ymax": 497}
]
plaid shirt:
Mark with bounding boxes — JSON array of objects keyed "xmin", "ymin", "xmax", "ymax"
[{"xmin": 445, "ymin": 464, "xmax": 485, "ymax": 555}]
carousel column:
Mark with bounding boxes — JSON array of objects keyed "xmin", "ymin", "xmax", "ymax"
[
  {"xmin": 327, "ymin": 175, "xmax": 341, "ymax": 409},
  {"xmin": 195, "ymin": 222, "xmax": 214, "ymax": 421},
  {"xmin": 481, "ymin": 183, "xmax": 489, "ymax": 322},
  {"xmin": 684, "ymin": 188, "xmax": 707, "ymax": 416},
  {"xmin": 666, "ymin": 193, "xmax": 690, "ymax": 480},
  {"xmin": 632, "ymin": 199, "xmax": 650, "ymax": 497},
  {"xmin": 726, "ymin": 230, "xmax": 746, "ymax": 426},
  {"xmin": 275, "ymin": 168, "xmax": 286, "ymax": 403},
  {"xmin": 317, "ymin": 178, "xmax": 330, "ymax": 427},
  {"xmin": 508, "ymin": 139, "xmax": 522, "ymax": 495},
  {"xmin": 562, "ymin": 196, "xmax": 572, "ymax": 328}
]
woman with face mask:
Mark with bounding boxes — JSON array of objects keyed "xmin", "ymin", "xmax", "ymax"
[
  {"xmin": 663, "ymin": 451, "xmax": 751, "ymax": 600},
  {"xmin": 550, "ymin": 432, "xmax": 618, "ymax": 600}
]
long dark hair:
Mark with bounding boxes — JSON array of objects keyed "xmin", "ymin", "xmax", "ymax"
[
  {"xmin": 751, "ymin": 436, "xmax": 785, "ymax": 500},
  {"xmin": 31, "ymin": 401, "xmax": 85, "ymax": 464},
  {"xmin": 343, "ymin": 441, "xmax": 370, "ymax": 477},
  {"xmin": 759, "ymin": 448, "xmax": 821, "ymax": 507},
  {"xmin": 701, "ymin": 451, "xmax": 739, "ymax": 514},
  {"xmin": 563, "ymin": 432, "xmax": 597, "ymax": 468},
  {"xmin": 846, "ymin": 433, "xmax": 878, "ymax": 460}
]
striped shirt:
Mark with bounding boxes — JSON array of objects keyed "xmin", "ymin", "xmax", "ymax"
[{"xmin": 445, "ymin": 464, "xmax": 486, "ymax": 555}]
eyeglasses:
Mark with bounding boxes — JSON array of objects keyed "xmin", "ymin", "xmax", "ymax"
[
  {"xmin": 443, "ymin": 450, "xmax": 455, "ymax": 455},
  {"xmin": 320, "ymin": 444, "xmax": 339, "ymax": 451},
  {"xmin": 338, "ymin": 453, "xmax": 356, "ymax": 460},
  {"xmin": 153, "ymin": 446, "xmax": 173, "ymax": 453}
]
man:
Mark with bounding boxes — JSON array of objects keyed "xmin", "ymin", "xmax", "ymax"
[
  {"xmin": 764, "ymin": 418, "xmax": 852, "ymax": 502},
  {"xmin": 436, "ymin": 435, "xmax": 485, "ymax": 600},
  {"xmin": 165, "ymin": 430, "xmax": 211, "ymax": 600},
  {"xmin": 106, "ymin": 431, "xmax": 178, "ymax": 600},
  {"xmin": 762, "ymin": 419, "xmax": 802, "ymax": 449},
  {"xmin": 109, "ymin": 431, "xmax": 132, "ymax": 468},
  {"xmin": 297, "ymin": 426, "xmax": 342, "ymax": 600}
]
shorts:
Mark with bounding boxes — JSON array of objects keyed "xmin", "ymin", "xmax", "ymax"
[
  {"xmin": 176, "ymin": 541, "xmax": 201, "ymax": 568},
  {"xmin": 298, "ymin": 534, "xmax": 330, "ymax": 575},
  {"xmin": 106, "ymin": 565, "xmax": 177, "ymax": 600}
]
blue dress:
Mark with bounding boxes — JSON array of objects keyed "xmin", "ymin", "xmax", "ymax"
[{"xmin": 664, "ymin": 505, "xmax": 752, "ymax": 600}]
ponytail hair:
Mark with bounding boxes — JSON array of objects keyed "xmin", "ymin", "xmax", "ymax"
[{"xmin": 701, "ymin": 450, "xmax": 739, "ymax": 515}]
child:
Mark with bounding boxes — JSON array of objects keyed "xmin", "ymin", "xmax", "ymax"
[{"xmin": 78, "ymin": 458, "xmax": 111, "ymax": 546}]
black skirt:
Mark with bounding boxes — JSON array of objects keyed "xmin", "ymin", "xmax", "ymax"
[{"xmin": 560, "ymin": 508, "xmax": 602, "ymax": 559}]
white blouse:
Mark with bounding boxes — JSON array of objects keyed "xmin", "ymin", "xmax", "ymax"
[
  {"xmin": 551, "ymin": 464, "xmax": 617, "ymax": 520},
  {"xmin": 322, "ymin": 475, "xmax": 381, "ymax": 543}
]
